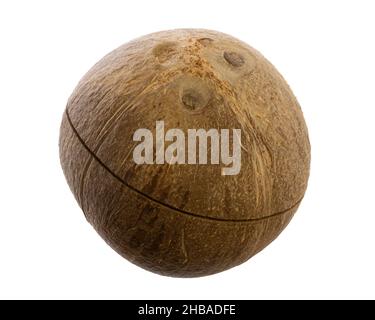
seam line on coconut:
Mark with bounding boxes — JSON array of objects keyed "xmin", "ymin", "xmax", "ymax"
[{"xmin": 65, "ymin": 109, "xmax": 303, "ymax": 223}]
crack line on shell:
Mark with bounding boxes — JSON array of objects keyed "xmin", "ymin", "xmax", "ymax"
[{"xmin": 65, "ymin": 109, "xmax": 303, "ymax": 223}]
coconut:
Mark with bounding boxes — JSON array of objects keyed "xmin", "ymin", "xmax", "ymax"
[{"xmin": 59, "ymin": 29, "xmax": 310, "ymax": 277}]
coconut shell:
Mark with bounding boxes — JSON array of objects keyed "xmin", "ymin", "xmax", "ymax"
[{"xmin": 59, "ymin": 29, "xmax": 310, "ymax": 277}]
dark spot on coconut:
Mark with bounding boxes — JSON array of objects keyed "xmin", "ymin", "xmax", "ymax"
[
  {"xmin": 139, "ymin": 204, "xmax": 158, "ymax": 225},
  {"xmin": 146, "ymin": 224, "xmax": 166, "ymax": 253},
  {"xmin": 152, "ymin": 41, "xmax": 177, "ymax": 62},
  {"xmin": 224, "ymin": 51, "xmax": 245, "ymax": 67},
  {"xmin": 181, "ymin": 90, "xmax": 203, "ymax": 111},
  {"xmin": 179, "ymin": 189, "xmax": 190, "ymax": 209},
  {"xmin": 129, "ymin": 229, "xmax": 146, "ymax": 249},
  {"xmin": 144, "ymin": 167, "xmax": 163, "ymax": 193},
  {"xmin": 197, "ymin": 37, "xmax": 214, "ymax": 46}
]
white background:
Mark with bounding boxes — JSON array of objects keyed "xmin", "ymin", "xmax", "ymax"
[{"xmin": 0, "ymin": 0, "xmax": 374, "ymax": 300}]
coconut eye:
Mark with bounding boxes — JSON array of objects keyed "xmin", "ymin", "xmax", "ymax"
[
  {"xmin": 178, "ymin": 76, "xmax": 212, "ymax": 113},
  {"xmin": 152, "ymin": 41, "xmax": 177, "ymax": 63},
  {"xmin": 180, "ymin": 87, "xmax": 210, "ymax": 113},
  {"xmin": 197, "ymin": 37, "xmax": 214, "ymax": 46},
  {"xmin": 181, "ymin": 90, "xmax": 203, "ymax": 111},
  {"xmin": 223, "ymin": 51, "xmax": 245, "ymax": 67}
]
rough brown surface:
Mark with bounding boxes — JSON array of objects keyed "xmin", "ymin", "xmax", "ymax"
[{"xmin": 59, "ymin": 29, "xmax": 310, "ymax": 277}]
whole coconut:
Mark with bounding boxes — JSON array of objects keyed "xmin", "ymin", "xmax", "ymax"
[{"xmin": 59, "ymin": 29, "xmax": 310, "ymax": 277}]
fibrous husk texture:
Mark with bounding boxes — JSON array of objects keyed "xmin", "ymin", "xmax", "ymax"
[{"xmin": 59, "ymin": 29, "xmax": 310, "ymax": 277}]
